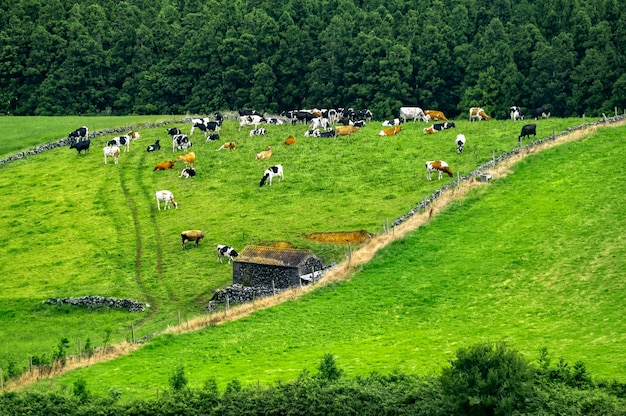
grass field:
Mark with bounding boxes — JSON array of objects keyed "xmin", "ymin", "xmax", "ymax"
[{"xmin": 1, "ymin": 115, "xmax": 621, "ymax": 397}]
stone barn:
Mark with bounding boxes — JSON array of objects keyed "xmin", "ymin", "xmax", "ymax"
[{"xmin": 233, "ymin": 245, "xmax": 324, "ymax": 289}]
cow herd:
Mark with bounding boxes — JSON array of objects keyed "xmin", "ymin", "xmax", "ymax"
[{"xmin": 66, "ymin": 104, "xmax": 546, "ymax": 257}]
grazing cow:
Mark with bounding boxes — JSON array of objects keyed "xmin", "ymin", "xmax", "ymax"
[
  {"xmin": 256, "ymin": 146, "xmax": 272, "ymax": 160},
  {"xmin": 378, "ymin": 125, "xmax": 402, "ymax": 136},
  {"xmin": 191, "ymin": 120, "xmax": 221, "ymax": 137},
  {"xmin": 181, "ymin": 230, "xmax": 204, "ymax": 250},
  {"xmin": 400, "ymin": 106, "xmax": 429, "ymax": 122},
  {"xmin": 304, "ymin": 129, "xmax": 317, "ymax": 137},
  {"xmin": 284, "ymin": 110, "xmax": 317, "ymax": 124},
  {"xmin": 310, "ymin": 117, "xmax": 331, "ymax": 131},
  {"xmin": 217, "ymin": 142, "xmax": 237, "ymax": 151},
  {"xmin": 533, "ymin": 106, "xmax": 550, "ymax": 119},
  {"xmin": 358, "ymin": 109, "xmax": 373, "ymax": 121},
  {"xmin": 70, "ymin": 139, "xmax": 90, "ymax": 155},
  {"xmin": 206, "ymin": 133, "xmax": 220, "ymax": 142},
  {"xmin": 424, "ymin": 110, "xmax": 448, "ymax": 121},
  {"xmin": 107, "ymin": 135, "xmax": 130, "ymax": 153},
  {"xmin": 510, "ymin": 106, "xmax": 523, "ymax": 121},
  {"xmin": 432, "ymin": 122, "xmax": 456, "ymax": 131},
  {"xmin": 179, "ymin": 167, "xmax": 197, "ymax": 178},
  {"xmin": 259, "ymin": 164, "xmax": 284, "ymax": 187},
  {"xmin": 128, "ymin": 131, "xmax": 141, "ymax": 140},
  {"xmin": 313, "ymin": 129, "xmax": 336, "ymax": 138},
  {"xmin": 382, "ymin": 118, "xmax": 402, "ymax": 127},
  {"xmin": 338, "ymin": 117, "xmax": 355, "ymax": 126},
  {"xmin": 266, "ymin": 117, "xmax": 285, "ymax": 125},
  {"xmin": 153, "ymin": 160, "xmax": 177, "ymax": 171},
  {"xmin": 423, "ymin": 125, "xmax": 437, "ymax": 134},
  {"xmin": 167, "ymin": 127, "xmax": 182, "ymax": 136},
  {"xmin": 518, "ymin": 124, "xmax": 537, "ymax": 142},
  {"xmin": 456, "ymin": 134, "xmax": 466, "ymax": 154},
  {"xmin": 334, "ymin": 125, "xmax": 361, "ymax": 136},
  {"xmin": 352, "ymin": 120, "xmax": 366, "ymax": 128},
  {"xmin": 285, "ymin": 135, "xmax": 296, "ymax": 145},
  {"xmin": 155, "ymin": 190, "xmax": 178, "ymax": 210},
  {"xmin": 250, "ymin": 127, "xmax": 267, "ymax": 136},
  {"xmin": 177, "ymin": 151, "xmax": 195, "ymax": 166},
  {"xmin": 172, "ymin": 134, "xmax": 192, "ymax": 152},
  {"xmin": 146, "ymin": 140, "xmax": 161, "ymax": 152},
  {"xmin": 469, "ymin": 107, "xmax": 491, "ymax": 121},
  {"xmin": 214, "ymin": 112, "xmax": 224, "ymax": 123},
  {"xmin": 426, "ymin": 160, "xmax": 453, "ymax": 181},
  {"xmin": 68, "ymin": 126, "xmax": 89, "ymax": 141},
  {"xmin": 239, "ymin": 115, "xmax": 266, "ymax": 130},
  {"xmin": 103, "ymin": 145, "xmax": 121, "ymax": 164},
  {"xmin": 217, "ymin": 244, "xmax": 239, "ymax": 264}
]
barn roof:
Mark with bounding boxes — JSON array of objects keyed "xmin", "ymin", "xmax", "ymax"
[{"xmin": 235, "ymin": 245, "xmax": 321, "ymax": 268}]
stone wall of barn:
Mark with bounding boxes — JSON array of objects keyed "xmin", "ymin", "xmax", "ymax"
[
  {"xmin": 233, "ymin": 263, "xmax": 300, "ymax": 289},
  {"xmin": 298, "ymin": 257, "xmax": 325, "ymax": 277}
]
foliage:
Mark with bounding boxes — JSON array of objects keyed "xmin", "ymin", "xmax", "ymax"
[
  {"xmin": 317, "ymin": 353, "xmax": 343, "ymax": 382},
  {"xmin": 1, "ymin": 0, "xmax": 625, "ymax": 117},
  {"xmin": 1, "ymin": 345, "xmax": 626, "ymax": 415},
  {"xmin": 168, "ymin": 364, "xmax": 188, "ymax": 392}
]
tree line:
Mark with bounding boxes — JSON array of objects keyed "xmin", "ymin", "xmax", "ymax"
[
  {"xmin": 1, "ymin": 0, "xmax": 624, "ymax": 119},
  {"xmin": 1, "ymin": 343, "xmax": 626, "ymax": 415}
]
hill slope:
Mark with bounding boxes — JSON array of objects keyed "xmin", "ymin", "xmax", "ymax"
[{"xmin": 25, "ymin": 122, "xmax": 626, "ymax": 399}]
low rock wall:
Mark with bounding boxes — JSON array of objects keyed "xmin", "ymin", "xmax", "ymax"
[{"xmin": 44, "ymin": 296, "xmax": 147, "ymax": 312}]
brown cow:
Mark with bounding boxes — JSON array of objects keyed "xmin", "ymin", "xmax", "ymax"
[
  {"xmin": 469, "ymin": 107, "xmax": 491, "ymax": 121},
  {"xmin": 335, "ymin": 125, "xmax": 361, "ymax": 136},
  {"xmin": 154, "ymin": 160, "xmax": 177, "ymax": 171},
  {"xmin": 424, "ymin": 110, "xmax": 448, "ymax": 121}
]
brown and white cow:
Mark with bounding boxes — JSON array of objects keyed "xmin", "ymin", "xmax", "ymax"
[
  {"xmin": 469, "ymin": 107, "xmax": 491, "ymax": 122},
  {"xmin": 425, "ymin": 160, "xmax": 453, "ymax": 181},
  {"xmin": 424, "ymin": 110, "xmax": 448, "ymax": 121}
]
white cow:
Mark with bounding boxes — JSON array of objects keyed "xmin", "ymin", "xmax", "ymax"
[
  {"xmin": 400, "ymin": 107, "xmax": 429, "ymax": 122},
  {"xmin": 155, "ymin": 190, "xmax": 178, "ymax": 210},
  {"xmin": 455, "ymin": 134, "xmax": 466, "ymax": 154},
  {"xmin": 259, "ymin": 164, "xmax": 284, "ymax": 187},
  {"xmin": 103, "ymin": 145, "xmax": 121, "ymax": 164},
  {"xmin": 239, "ymin": 115, "xmax": 265, "ymax": 131}
]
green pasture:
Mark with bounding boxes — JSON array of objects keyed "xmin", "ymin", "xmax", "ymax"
[
  {"xmin": 0, "ymin": 115, "xmax": 613, "ymax": 392},
  {"xmin": 0, "ymin": 116, "xmax": 184, "ymax": 157}
]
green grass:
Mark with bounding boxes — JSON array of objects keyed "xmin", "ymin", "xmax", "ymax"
[
  {"xmin": 0, "ymin": 115, "xmax": 183, "ymax": 157},
  {"xmin": 30, "ymin": 123, "xmax": 624, "ymax": 400},
  {"xmin": 0, "ymin": 115, "xmax": 612, "ymax": 391}
]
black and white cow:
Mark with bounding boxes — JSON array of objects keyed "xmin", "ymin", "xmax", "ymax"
[
  {"xmin": 68, "ymin": 126, "xmax": 89, "ymax": 142},
  {"xmin": 456, "ymin": 134, "xmax": 466, "ymax": 154},
  {"xmin": 259, "ymin": 164, "xmax": 284, "ymax": 187},
  {"xmin": 179, "ymin": 167, "xmax": 197, "ymax": 178},
  {"xmin": 433, "ymin": 122, "xmax": 456, "ymax": 131},
  {"xmin": 190, "ymin": 119, "xmax": 221, "ymax": 136},
  {"xmin": 518, "ymin": 124, "xmax": 536, "ymax": 142},
  {"xmin": 250, "ymin": 127, "xmax": 267, "ymax": 136},
  {"xmin": 217, "ymin": 244, "xmax": 239, "ymax": 264},
  {"xmin": 313, "ymin": 129, "xmax": 336, "ymax": 138},
  {"xmin": 107, "ymin": 135, "xmax": 131, "ymax": 152},
  {"xmin": 206, "ymin": 133, "xmax": 220, "ymax": 142},
  {"xmin": 146, "ymin": 140, "xmax": 161, "ymax": 152},
  {"xmin": 510, "ymin": 106, "xmax": 523, "ymax": 121},
  {"xmin": 167, "ymin": 127, "xmax": 182, "ymax": 136},
  {"xmin": 70, "ymin": 139, "xmax": 90, "ymax": 154},
  {"xmin": 239, "ymin": 115, "xmax": 266, "ymax": 130},
  {"xmin": 533, "ymin": 106, "xmax": 550, "ymax": 120},
  {"xmin": 310, "ymin": 117, "xmax": 331, "ymax": 131},
  {"xmin": 172, "ymin": 134, "xmax": 192, "ymax": 152},
  {"xmin": 382, "ymin": 118, "xmax": 402, "ymax": 127},
  {"xmin": 266, "ymin": 117, "xmax": 285, "ymax": 125},
  {"xmin": 238, "ymin": 109, "xmax": 262, "ymax": 117}
]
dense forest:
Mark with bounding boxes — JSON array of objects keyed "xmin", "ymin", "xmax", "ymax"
[{"xmin": 0, "ymin": 0, "xmax": 625, "ymax": 119}]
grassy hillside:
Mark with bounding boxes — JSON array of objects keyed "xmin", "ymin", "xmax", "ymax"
[
  {"xmin": 24, "ymin": 122, "xmax": 625, "ymax": 400},
  {"xmin": 0, "ymin": 116, "xmax": 183, "ymax": 157},
  {"xmin": 0, "ymin": 115, "xmax": 603, "ymax": 386}
]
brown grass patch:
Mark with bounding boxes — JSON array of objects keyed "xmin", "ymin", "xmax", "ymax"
[{"xmin": 306, "ymin": 230, "xmax": 373, "ymax": 244}]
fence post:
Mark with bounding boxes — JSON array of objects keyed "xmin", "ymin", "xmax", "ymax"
[
  {"xmin": 178, "ymin": 311, "xmax": 181, "ymax": 326},
  {"xmin": 1, "ymin": 368, "xmax": 3, "ymax": 391},
  {"xmin": 272, "ymin": 280, "xmax": 275, "ymax": 295},
  {"xmin": 29, "ymin": 356, "xmax": 33, "ymax": 374},
  {"xmin": 78, "ymin": 339, "xmax": 81, "ymax": 362},
  {"xmin": 226, "ymin": 294, "xmax": 230, "ymax": 311},
  {"xmin": 349, "ymin": 245, "xmax": 352, "ymax": 264},
  {"xmin": 132, "ymin": 324, "xmax": 135, "ymax": 344},
  {"xmin": 492, "ymin": 149, "xmax": 495, "ymax": 166}
]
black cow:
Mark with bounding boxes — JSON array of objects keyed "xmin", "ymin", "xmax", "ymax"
[
  {"xmin": 206, "ymin": 133, "xmax": 220, "ymax": 142},
  {"xmin": 167, "ymin": 127, "xmax": 181, "ymax": 136},
  {"xmin": 313, "ymin": 129, "xmax": 336, "ymax": 138},
  {"xmin": 70, "ymin": 139, "xmax": 90, "ymax": 154},
  {"xmin": 146, "ymin": 140, "xmax": 161, "ymax": 152},
  {"xmin": 433, "ymin": 122, "xmax": 456, "ymax": 131},
  {"xmin": 68, "ymin": 126, "xmax": 89, "ymax": 142},
  {"xmin": 518, "ymin": 124, "xmax": 537, "ymax": 142}
]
